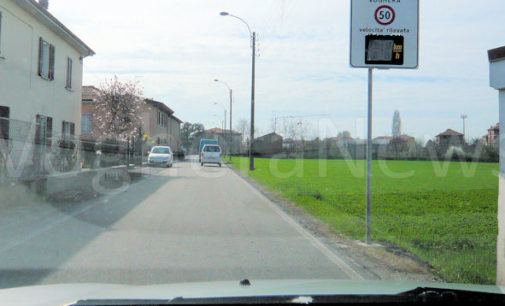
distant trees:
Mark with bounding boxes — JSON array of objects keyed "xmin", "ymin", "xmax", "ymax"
[
  {"xmin": 180, "ymin": 122, "xmax": 205, "ymax": 152},
  {"xmin": 236, "ymin": 118, "xmax": 250, "ymax": 142},
  {"xmin": 337, "ymin": 131, "xmax": 352, "ymax": 138}
]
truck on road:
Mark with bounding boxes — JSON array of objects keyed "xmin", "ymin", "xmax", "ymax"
[{"xmin": 198, "ymin": 139, "xmax": 218, "ymax": 162}]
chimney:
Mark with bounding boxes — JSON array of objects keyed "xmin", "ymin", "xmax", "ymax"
[{"xmin": 39, "ymin": 0, "xmax": 49, "ymax": 10}]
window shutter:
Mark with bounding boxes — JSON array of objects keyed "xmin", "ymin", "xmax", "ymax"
[
  {"xmin": 35, "ymin": 115, "xmax": 41, "ymax": 144},
  {"xmin": 48, "ymin": 44, "xmax": 55, "ymax": 80},
  {"xmin": 70, "ymin": 122, "xmax": 75, "ymax": 136},
  {"xmin": 66, "ymin": 58, "xmax": 73, "ymax": 88},
  {"xmin": 62, "ymin": 121, "xmax": 66, "ymax": 135},
  {"xmin": 46, "ymin": 117, "xmax": 52, "ymax": 146},
  {"xmin": 38, "ymin": 38, "xmax": 43, "ymax": 76}
]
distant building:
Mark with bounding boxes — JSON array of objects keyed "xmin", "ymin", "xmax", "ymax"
[
  {"xmin": 142, "ymin": 98, "xmax": 182, "ymax": 151},
  {"xmin": 436, "ymin": 129, "xmax": 464, "ymax": 147},
  {"xmin": 372, "ymin": 136, "xmax": 393, "ymax": 145},
  {"xmin": 328, "ymin": 135, "xmax": 355, "ymax": 147},
  {"xmin": 484, "ymin": 123, "xmax": 499, "ymax": 146},
  {"xmin": 204, "ymin": 128, "xmax": 242, "ymax": 154},
  {"xmin": 81, "ymin": 89, "xmax": 183, "ymax": 151},
  {"xmin": 253, "ymin": 132, "xmax": 283, "ymax": 156},
  {"xmin": 81, "ymin": 85, "xmax": 101, "ymax": 140}
]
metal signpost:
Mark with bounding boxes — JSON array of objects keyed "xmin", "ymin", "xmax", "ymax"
[{"xmin": 350, "ymin": 0, "xmax": 419, "ymax": 244}]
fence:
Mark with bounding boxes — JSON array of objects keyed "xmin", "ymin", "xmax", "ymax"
[{"xmin": 0, "ymin": 117, "xmax": 144, "ymax": 183}]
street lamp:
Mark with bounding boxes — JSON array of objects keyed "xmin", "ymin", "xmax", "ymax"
[
  {"xmin": 214, "ymin": 79, "xmax": 233, "ymax": 161},
  {"xmin": 220, "ymin": 11, "xmax": 256, "ymax": 171},
  {"xmin": 461, "ymin": 114, "xmax": 468, "ymax": 142},
  {"xmin": 212, "ymin": 102, "xmax": 227, "ymax": 132}
]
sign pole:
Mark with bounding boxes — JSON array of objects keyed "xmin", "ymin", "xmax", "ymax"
[{"xmin": 366, "ymin": 68, "xmax": 373, "ymax": 244}]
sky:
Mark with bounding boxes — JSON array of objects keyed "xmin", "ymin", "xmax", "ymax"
[{"xmin": 48, "ymin": 0, "xmax": 505, "ymax": 142}]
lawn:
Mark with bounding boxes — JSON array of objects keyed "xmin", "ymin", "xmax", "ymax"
[{"xmin": 231, "ymin": 157, "xmax": 498, "ymax": 284}]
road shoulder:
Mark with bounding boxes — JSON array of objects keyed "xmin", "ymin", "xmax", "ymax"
[{"xmin": 227, "ymin": 165, "xmax": 440, "ymax": 283}]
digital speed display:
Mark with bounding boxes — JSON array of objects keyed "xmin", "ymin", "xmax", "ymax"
[{"xmin": 365, "ymin": 35, "xmax": 404, "ymax": 65}]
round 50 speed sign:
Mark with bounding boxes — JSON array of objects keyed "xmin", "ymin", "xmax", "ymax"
[{"xmin": 374, "ymin": 5, "xmax": 395, "ymax": 26}]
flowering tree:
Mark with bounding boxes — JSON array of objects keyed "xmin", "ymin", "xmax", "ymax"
[{"xmin": 93, "ymin": 76, "xmax": 143, "ymax": 141}]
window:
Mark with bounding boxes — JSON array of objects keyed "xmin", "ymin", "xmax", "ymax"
[
  {"xmin": 66, "ymin": 57, "xmax": 72, "ymax": 89},
  {"xmin": 81, "ymin": 113, "xmax": 92, "ymax": 134},
  {"xmin": 0, "ymin": 106, "xmax": 9, "ymax": 140},
  {"xmin": 62, "ymin": 121, "xmax": 75, "ymax": 139},
  {"xmin": 38, "ymin": 37, "xmax": 55, "ymax": 80},
  {"xmin": 35, "ymin": 115, "xmax": 52, "ymax": 146}
]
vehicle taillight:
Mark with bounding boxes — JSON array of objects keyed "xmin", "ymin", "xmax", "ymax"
[{"xmin": 201, "ymin": 151, "xmax": 204, "ymax": 157}]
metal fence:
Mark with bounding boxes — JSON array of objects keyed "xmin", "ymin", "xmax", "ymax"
[{"xmin": 0, "ymin": 117, "xmax": 143, "ymax": 183}]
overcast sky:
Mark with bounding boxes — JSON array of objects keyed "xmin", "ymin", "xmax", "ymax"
[{"xmin": 49, "ymin": 0, "xmax": 505, "ymax": 141}]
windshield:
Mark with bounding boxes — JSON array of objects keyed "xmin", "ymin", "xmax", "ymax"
[
  {"xmin": 0, "ymin": 0, "xmax": 503, "ymax": 298},
  {"xmin": 204, "ymin": 146, "xmax": 220, "ymax": 152},
  {"xmin": 151, "ymin": 147, "xmax": 171, "ymax": 154}
]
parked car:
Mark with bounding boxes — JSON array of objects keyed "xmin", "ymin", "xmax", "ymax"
[
  {"xmin": 198, "ymin": 139, "xmax": 218, "ymax": 162},
  {"xmin": 147, "ymin": 146, "xmax": 173, "ymax": 167},
  {"xmin": 201, "ymin": 144, "xmax": 222, "ymax": 167}
]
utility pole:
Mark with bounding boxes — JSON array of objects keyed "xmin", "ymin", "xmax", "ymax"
[
  {"xmin": 219, "ymin": 12, "xmax": 255, "ymax": 170},
  {"xmin": 249, "ymin": 31, "xmax": 256, "ymax": 170},
  {"xmin": 229, "ymin": 89, "xmax": 233, "ymax": 160},
  {"xmin": 366, "ymin": 68, "xmax": 373, "ymax": 245}
]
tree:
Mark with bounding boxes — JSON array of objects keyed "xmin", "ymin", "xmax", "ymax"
[
  {"xmin": 180, "ymin": 122, "xmax": 192, "ymax": 150},
  {"xmin": 337, "ymin": 131, "xmax": 352, "ymax": 138},
  {"xmin": 236, "ymin": 118, "xmax": 249, "ymax": 141},
  {"xmin": 392, "ymin": 110, "xmax": 401, "ymax": 138},
  {"xmin": 189, "ymin": 123, "xmax": 205, "ymax": 140},
  {"xmin": 180, "ymin": 122, "xmax": 205, "ymax": 152},
  {"xmin": 93, "ymin": 76, "xmax": 143, "ymax": 141}
]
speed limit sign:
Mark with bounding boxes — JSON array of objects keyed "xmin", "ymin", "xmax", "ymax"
[
  {"xmin": 374, "ymin": 5, "xmax": 395, "ymax": 25},
  {"xmin": 350, "ymin": 0, "xmax": 419, "ymax": 69}
]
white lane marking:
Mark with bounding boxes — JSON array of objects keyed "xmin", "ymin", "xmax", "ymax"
[{"xmin": 228, "ymin": 168, "xmax": 365, "ymax": 280}]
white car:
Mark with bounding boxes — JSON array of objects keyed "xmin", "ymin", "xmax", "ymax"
[
  {"xmin": 200, "ymin": 144, "xmax": 222, "ymax": 167},
  {"xmin": 147, "ymin": 146, "xmax": 173, "ymax": 167}
]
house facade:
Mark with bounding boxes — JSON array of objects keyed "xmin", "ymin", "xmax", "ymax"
[
  {"xmin": 81, "ymin": 85, "xmax": 100, "ymax": 140},
  {"xmin": 484, "ymin": 123, "xmax": 499, "ymax": 146},
  {"xmin": 81, "ymin": 92, "xmax": 183, "ymax": 152},
  {"xmin": 141, "ymin": 98, "xmax": 182, "ymax": 152},
  {"xmin": 436, "ymin": 129, "xmax": 465, "ymax": 147},
  {"xmin": 253, "ymin": 132, "xmax": 283, "ymax": 156},
  {"xmin": 0, "ymin": 0, "xmax": 94, "ymax": 177}
]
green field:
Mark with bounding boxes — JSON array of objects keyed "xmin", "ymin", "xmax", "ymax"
[{"xmin": 231, "ymin": 157, "xmax": 498, "ymax": 284}]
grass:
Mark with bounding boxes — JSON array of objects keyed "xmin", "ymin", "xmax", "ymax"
[{"xmin": 231, "ymin": 157, "xmax": 498, "ymax": 284}]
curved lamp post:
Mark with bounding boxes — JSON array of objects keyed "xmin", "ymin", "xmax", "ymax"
[{"xmin": 220, "ymin": 11, "xmax": 256, "ymax": 170}]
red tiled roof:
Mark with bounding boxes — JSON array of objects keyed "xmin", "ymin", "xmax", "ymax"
[
  {"xmin": 374, "ymin": 136, "xmax": 393, "ymax": 140},
  {"xmin": 436, "ymin": 129, "xmax": 463, "ymax": 136},
  {"xmin": 144, "ymin": 98, "xmax": 174, "ymax": 115}
]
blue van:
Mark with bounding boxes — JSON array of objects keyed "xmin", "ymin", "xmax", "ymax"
[{"xmin": 198, "ymin": 139, "xmax": 218, "ymax": 161}]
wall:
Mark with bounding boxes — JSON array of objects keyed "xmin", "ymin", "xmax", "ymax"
[
  {"xmin": 0, "ymin": 0, "xmax": 83, "ymax": 130},
  {"xmin": 0, "ymin": 0, "xmax": 86, "ymax": 175}
]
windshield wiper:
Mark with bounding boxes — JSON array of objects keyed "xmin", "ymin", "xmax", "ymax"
[{"xmin": 72, "ymin": 287, "xmax": 505, "ymax": 305}]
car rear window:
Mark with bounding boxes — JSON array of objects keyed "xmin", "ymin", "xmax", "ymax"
[
  {"xmin": 152, "ymin": 147, "xmax": 171, "ymax": 154},
  {"xmin": 204, "ymin": 146, "xmax": 220, "ymax": 152}
]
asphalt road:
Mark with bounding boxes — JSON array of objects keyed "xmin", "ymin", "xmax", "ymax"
[{"xmin": 0, "ymin": 158, "xmax": 364, "ymax": 289}]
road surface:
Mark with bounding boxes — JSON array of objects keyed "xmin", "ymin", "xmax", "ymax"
[{"xmin": 0, "ymin": 158, "xmax": 365, "ymax": 289}]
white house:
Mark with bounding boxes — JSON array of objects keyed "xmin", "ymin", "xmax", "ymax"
[{"xmin": 0, "ymin": 0, "xmax": 94, "ymax": 177}]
